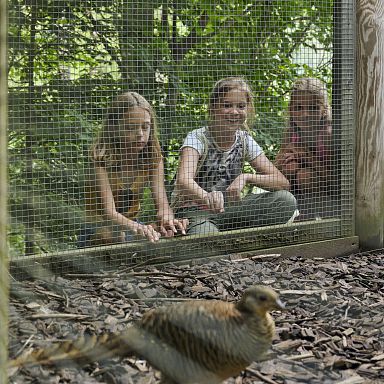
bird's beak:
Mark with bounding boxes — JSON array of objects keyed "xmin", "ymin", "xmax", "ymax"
[{"xmin": 275, "ymin": 298, "xmax": 285, "ymax": 310}]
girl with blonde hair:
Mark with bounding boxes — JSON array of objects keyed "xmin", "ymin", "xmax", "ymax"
[{"xmin": 79, "ymin": 92, "xmax": 188, "ymax": 247}]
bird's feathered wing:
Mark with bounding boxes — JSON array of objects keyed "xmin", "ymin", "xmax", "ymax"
[{"xmin": 9, "ymin": 286, "xmax": 280, "ymax": 384}]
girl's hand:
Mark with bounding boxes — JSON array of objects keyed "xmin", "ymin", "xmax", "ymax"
[
  {"xmin": 156, "ymin": 216, "xmax": 189, "ymax": 237},
  {"xmin": 202, "ymin": 191, "xmax": 225, "ymax": 213},
  {"xmin": 282, "ymin": 152, "xmax": 297, "ymax": 165},
  {"xmin": 129, "ymin": 222, "xmax": 161, "ymax": 243},
  {"xmin": 279, "ymin": 151, "xmax": 300, "ymax": 176},
  {"xmin": 226, "ymin": 174, "xmax": 248, "ymax": 203}
]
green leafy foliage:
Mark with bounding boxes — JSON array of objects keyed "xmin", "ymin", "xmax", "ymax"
[{"xmin": 8, "ymin": 0, "xmax": 333, "ymax": 255}]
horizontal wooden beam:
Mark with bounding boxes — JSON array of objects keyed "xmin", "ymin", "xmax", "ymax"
[
  {"xmin": 9, "ymin": 219, "xmax": 354, "ymax": 280},
  {"xmin": 190, "ymin": 236, "xmax": 359, "ymax": 266}
]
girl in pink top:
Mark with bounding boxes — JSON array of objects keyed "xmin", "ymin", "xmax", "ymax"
[{"xmin": 275, "ymin": 78, "xmax": 334, "ymax": 219}]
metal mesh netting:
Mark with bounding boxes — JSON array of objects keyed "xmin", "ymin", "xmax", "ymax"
[{"xmin": 7, "ymin": 1, "xmax": 354, "ymax": 271}]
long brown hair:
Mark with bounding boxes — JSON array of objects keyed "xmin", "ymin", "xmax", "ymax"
[
  {"xmin": 91, "ymin": 91, "xmax": 162, "ymax": 171},
  {"xmin": 289, "ymin": 77, "xmax": 332, "ymax": 130}
]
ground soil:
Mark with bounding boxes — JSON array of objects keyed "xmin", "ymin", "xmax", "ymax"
[{"xmin": 7, "ymin": 249, "xmax": 384, "ymax": 384}]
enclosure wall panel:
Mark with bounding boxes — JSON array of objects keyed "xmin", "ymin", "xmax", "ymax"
[{"xmin": 6, "ymin": 0, "xmax": 355, "ymax": 277}]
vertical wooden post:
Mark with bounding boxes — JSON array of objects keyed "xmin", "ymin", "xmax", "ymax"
[
  {"xmin": 356, "ymin": 1, "xmax": 384, "ymax": 249},
  {"xmin": 0, "ymin": 0, "xmax": 10, "ymax": 381}
]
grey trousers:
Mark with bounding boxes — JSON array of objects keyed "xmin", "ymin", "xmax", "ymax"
[{"xmin": 176, "ymin": 190, "xmax": 298, "ymax": 236}]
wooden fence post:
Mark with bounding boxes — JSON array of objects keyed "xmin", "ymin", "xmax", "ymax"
[{"xmin": 356, "ymin": 1, "xmax": 384, "ymax": 249}]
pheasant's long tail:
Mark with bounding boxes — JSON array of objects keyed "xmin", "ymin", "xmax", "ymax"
[{"xmin": 9, "ymin": 330, "xmax": 137, "ymax": 368}]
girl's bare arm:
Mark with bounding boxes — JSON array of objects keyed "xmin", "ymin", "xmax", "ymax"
[
  {"xmin": 248, "ymin": 153, "xmax": 291, "ymax": 190},
  {"xmin": 176, "ymin": 147, "xmax": 224, "ymax": 213},
  {"xmin": 150, "ymin": 159, "xmax": 187, "ymax": 236},
  {"xmin": 94, "ymin": 165, "xmax": 160, "ymax": 242}
]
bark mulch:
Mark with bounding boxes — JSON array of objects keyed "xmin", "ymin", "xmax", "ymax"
[{"xmin": 7, "ymin": 249, "xmax": 384, "ymax": 384}]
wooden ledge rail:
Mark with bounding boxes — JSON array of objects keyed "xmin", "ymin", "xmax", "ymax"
[{"xmin": 9, "ymin": 218, "xmax": 354, "ymax": 280}]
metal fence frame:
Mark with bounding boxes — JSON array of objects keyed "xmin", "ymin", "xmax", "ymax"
[{"xmin": 6, "ymin": 1, "xmax": 359, "ymax": 273}]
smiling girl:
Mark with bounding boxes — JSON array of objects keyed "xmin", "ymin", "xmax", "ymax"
[{"xmin": 171, "ymin": 77, "xmax": 298, "ymax": 235}]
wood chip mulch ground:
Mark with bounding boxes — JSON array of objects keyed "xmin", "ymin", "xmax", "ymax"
[{"xmin": 7, "ymin": 249, "xmax": 384, "ymax": 384}]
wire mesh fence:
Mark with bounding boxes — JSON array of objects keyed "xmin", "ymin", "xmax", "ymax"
[
  {"xmin": 7, "ymin": 0, "xmax": 354, "ymax": 271},
  {"xmin": 1, "ymin": 0, "xmax": 9, "ymax": 379}
]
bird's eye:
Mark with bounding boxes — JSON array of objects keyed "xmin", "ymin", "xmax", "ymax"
[{"xmin": 258, "ymin": 295, "xmax": 267, "ymax": 302}]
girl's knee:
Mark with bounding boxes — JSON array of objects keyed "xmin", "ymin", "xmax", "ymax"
[
  {"xmin": 272, "ymin": 190, "xmax": 298, "ymax": 222},
  {"xmin": 274, "ymin": 190, "xmax": 297, "ymax": 209},
  {"xmin": 187, "ymin": 219, "xmax": 219, "ymax": 236},
  {"xmin": 239, "ymin": 191, "xmax": 297, "ymax": 226}
]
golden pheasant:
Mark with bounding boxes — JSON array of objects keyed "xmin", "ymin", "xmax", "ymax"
[{"xmin": 9, "ymin": 285, "xmax": 284, "ymax": 384}]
